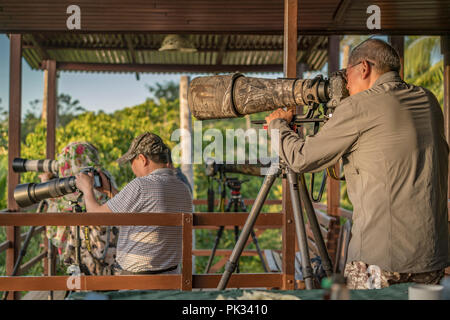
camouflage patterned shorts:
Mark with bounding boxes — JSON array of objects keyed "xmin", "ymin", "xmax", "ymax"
[{"xmin": 344, "ymin": 261, "xmax": 445, "ymax": 289}]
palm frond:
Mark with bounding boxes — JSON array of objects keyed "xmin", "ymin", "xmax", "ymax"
[
  {"xmin": 408, "ymin": 60, "xmax": 443, "ymax": 87},
  {"xmin": 405, "ymin": 36, "xmax": 440, "ymax": 78}
]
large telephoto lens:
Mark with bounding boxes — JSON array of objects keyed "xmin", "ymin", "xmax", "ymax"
[
  {"xmin": 14, "ymin": 176, "xmax": 77, "ymax": 208},
  {"xmin": 12, "ymin": 158, "xmax": 59, "ymax": 174},
  {"xmin": 188, "ymin": 72, "xmax": 348, "ymax": 120}
]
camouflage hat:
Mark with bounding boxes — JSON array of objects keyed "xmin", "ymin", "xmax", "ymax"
[{"xmin": 117, "ymin": 132, "xmax": 169, "ymax": 165}]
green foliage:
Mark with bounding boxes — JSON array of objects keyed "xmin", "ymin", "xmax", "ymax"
[
  {"xmin": 146, "ymin": 80, "xmax": 180, "ymax": 102},
  {"xmin": 0, "ymin": 155, "xmax": 8, "ymax": 210},
  {"xmin": 0, "ymin": 99, "xmax": 8, "ymax": 154},
  {"xmin": 405, "ymin": 36, "xmax": 443, "ymax": 106},
  {"xmin": 21, "ymin": 97, "xmax": 180, "ymax": 189}
]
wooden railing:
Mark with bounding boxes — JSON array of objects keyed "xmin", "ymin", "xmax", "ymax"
[
  {"xmin": 0, "ymin": 199, "xmax": 280, "ymax": 278},
  {"xmin": 0, "ymin": 199, "xmax": 355, "ymax": 298},
  {"xmin": 0, "ymin": 211, "xmax": 285, "ymax": 295}
]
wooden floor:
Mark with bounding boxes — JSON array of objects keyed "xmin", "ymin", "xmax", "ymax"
[{"xmin": 21, "ymin": 291, "xmax": 67, "ymax": 300}]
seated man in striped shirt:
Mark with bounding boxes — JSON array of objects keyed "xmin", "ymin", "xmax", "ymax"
[{"xmin": 76, "ymin": 132, "xmax": 193, "ymax": 275}]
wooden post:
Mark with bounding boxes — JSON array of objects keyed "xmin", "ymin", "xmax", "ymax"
[
  {"xmin": 179, "ymin": 75, "xmax": 195, "ymax": 272},
  {"xmin": 179, "ymin": 75, "xmax": 194, "ymax": 190},
  {"xmin": 42, "ymin": 69, "xmax": 48, "ymax": 121},
  {"xmin": 297, "ymin": 63, "xmax": 309, "ymax": 79},
  {"xmin": 441, "ymin": 35, "xmax": 450, "ymax": 275},
  {"xmin": 45, "ymin": 60, "xmax": 57, "ymax": 160},
  {"xmin": 388, "ymin": 36, "xmax": 404, "ymax": 80},
  {"xmin": 281, "ymin": 0, "xmax": 297, "ymax": 290},
  {"xmin": 181, "ymin": 213, "xmax": 193, "ymax": 291},
  {"xmin": 327, "ymin": 36, "xmax": 341, "ymax": 218},
  {"xmin": 325, "ymin": 35, "xmax": 341, "ymax": 265},
  {"xmin": 42, "ymin": 60, "xmax": 57, "ymax": 279},
  {"xmin": 7, "ymin": 34, "xmax": 22, "ymax": 300},
  {"xmin": 442, "ymin": 36, "xmax": 450, "ymax": 194}
]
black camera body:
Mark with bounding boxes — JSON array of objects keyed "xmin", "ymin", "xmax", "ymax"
[{"xmin": 80, "ymin": 167, "xmax": 102, "ymax": 188}]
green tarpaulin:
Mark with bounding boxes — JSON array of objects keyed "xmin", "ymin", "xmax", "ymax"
[{"xmin": 68, "ymin": 282, "xmax": 412, "ymax": 300}]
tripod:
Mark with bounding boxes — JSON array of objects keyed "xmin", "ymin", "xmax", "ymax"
[
  {"xmin": 217, "ymin": 162, "xmax": 334, "ymax": 290},
  {"xmin": 204, "ymin": 178, "xmax": 268, "ymax": 274},
  {"xmin": 68, "ymin": 195, "xmax": 93, "ymax": 275}
]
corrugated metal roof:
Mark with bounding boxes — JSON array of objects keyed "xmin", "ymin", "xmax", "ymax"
[{"xmin": 20, "ymin": 33, "xmax": 329, "ymax": 74}]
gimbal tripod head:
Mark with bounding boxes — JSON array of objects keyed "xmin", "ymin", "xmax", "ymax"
[
  {"xmin": 225, "ymin": 177, "xmax": 249, "ymax": 195},
  {"xmin": 226, "ymin": 177, "xmax": 246, "ymax": 191}
]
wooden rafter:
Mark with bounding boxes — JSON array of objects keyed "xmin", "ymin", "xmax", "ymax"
[
  {"xmin": 123, "ymin": 34, "xmax": 140, "ymax": 80},
  {"xmin": 54, "ymin": 62, "xmax": 285, "ymax": 73},
  {"xmin": 215, "ymin": 35, "xmax": 230, "ymax": 66},
  {"xmin": 22, "ymin": 43, "xmax": 328, "ymax": 52},
  {"xmin": 332, "ymin": 0, "xmax": 353, "ymax": 23},
  {"xmin": 28, "ymin": 34, "xmax": 50, "ymax": 61}
]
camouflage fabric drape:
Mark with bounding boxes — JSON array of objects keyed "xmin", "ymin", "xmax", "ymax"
[{"xmin": 46, "ymin": 142, "xmax": 118, "ymax": 275}]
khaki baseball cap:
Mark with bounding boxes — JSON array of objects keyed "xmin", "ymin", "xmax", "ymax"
[{"xmin": 117, "ymin": 132, "xmax": 169, "ymax": 165}]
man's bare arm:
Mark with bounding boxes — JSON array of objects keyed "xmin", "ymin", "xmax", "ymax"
[
  {"xmin": 75, "ymin": 172, "xmax": 112, "ymax": 213},
  {"xmin": 82, "ymin": 187, "xmax": 112, "ymax": 213}
]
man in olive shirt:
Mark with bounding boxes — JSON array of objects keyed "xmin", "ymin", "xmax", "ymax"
[{"xmin": 265, "ymin": 39, "xmax": 449, "ymax": 289}]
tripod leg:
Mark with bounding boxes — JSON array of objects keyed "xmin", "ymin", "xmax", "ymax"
[
  {"xmin": 75, "ymin": 226, "xmax": 81, "ymax": 266},
  {"xmin": 286, "ymin": 169, "xmax": 314, "ymax": 290},
  {"xmin": 48, "ymin": 238, "xmax": 54, "ymax": 300},
  {"xmin": 234, "ymin": 226, "xmax": 240, "ymax": 273},
  {"xmin": 217, "ymin": 171, "xmax": 279, "ymax": 290},
  {"xmin": 298, "ymin": 174, "xmax": 333, "ymax": 277},
  {"xmin": 233, "ymin": 200, "xmax": 240, "ymax": 274},
  {"xmin": 204, "ymin": 226, "xmax": 225, "ymax": 274},
  {"xmin": 238, "ymin": 199, "xmax": 267, "ymax": 272},
  {"xmin": 249, "ymin": 230, "xmax": 268, "ymax": 272}
]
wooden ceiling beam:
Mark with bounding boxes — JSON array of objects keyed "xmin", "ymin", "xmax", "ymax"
[
  {"xmin": 54, "ymin": 62, "xmax": 284, "ymax": 73},
  {"xmin": 215, "ymin": 35, "xmax": 230, "ymax": 66},
  {"xmin": 22, "ymin": 44, "xmax": 328, "ymax": 52},
  {"xmin": 27, "ymin": 34, "xmax": 50, "ymax": 61},
  {"xmin": 1, "ymin": 0, "xmax": 449, "ymax": 35},
  {"xmin": 333, "ymin": 0, "xmax": 353, "ymax": 23},
  {"xmin": 123, "ymin": 34, "xmax": 140, "ymax": 80}
]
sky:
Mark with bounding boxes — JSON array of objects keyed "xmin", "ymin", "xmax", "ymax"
[{"xmin": 0, "ymin": 34, "xmax": 192, "ymax": 116}]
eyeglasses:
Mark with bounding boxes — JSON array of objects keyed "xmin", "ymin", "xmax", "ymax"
[{"xmin": 340, "ymin": 59, "xmax": 376, "ymax": 80}]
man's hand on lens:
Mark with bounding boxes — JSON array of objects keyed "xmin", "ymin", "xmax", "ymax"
[
  {"xmin": 75, "ymin": 172, "xmax": 94, "ymax": 194},
  {"xmin": 265, "ymin": 108, "xmax": 294, "ymax": 126}
]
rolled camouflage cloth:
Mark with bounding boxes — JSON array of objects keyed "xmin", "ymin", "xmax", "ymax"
[
  {"xmin": 344, "ymin": 261, "xmax": 445, "ymax": 289},
  {"xmin": 45, "ymin": 141, "xmax": 118, "ymax": 275}
]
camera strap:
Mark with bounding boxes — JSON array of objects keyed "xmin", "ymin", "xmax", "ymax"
[{"xmin": 83, "ymin": 226, "xmax": 92, "ymax": 253}]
